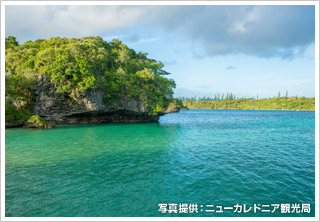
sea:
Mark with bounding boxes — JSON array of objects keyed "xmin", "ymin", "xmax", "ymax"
[{"xmin": 5, "ymin": 109, "xmax": 315, "ymax": 217}]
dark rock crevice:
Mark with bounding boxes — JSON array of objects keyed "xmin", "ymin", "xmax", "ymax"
[
  {"xmin": 61, "ymin": 111, "xmax": 159, "ymax": 125},
  {"xmin": 30, "ymin": 77, "xmax": 166, "ymax": 126}
]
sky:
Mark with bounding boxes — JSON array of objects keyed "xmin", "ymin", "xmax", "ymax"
[{"xmin": 5, "ymin": 4, "xmax": 316, "ymax": 98}]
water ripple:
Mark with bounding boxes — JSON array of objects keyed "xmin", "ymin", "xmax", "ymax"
[{"xmin": 5, "ymin": 110, "xmax": 315, "ymax": 217}]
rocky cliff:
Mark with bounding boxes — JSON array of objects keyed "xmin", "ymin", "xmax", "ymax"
[
  {"xmin": 5, "ymin": 36, "xmax": 180, "ymax": 128},
  {"xmin": 28, "ymin": 77, "xmax": 173, "ymax": 127}
]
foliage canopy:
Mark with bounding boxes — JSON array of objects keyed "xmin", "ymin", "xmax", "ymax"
[
  {"xmin": 5, "ymin": 36, "xmax": 177, "ymax": 123},
  {"xmin": 181, "ymin": 94, "xmax": 315, "ymax": 111}
]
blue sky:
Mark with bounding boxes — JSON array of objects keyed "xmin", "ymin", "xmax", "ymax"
[{"xmin": 5, "ymin": 5, "xmax": 316, "ymax": 98}]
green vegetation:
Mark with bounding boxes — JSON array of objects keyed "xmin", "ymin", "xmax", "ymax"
[
  {"xmin": 27, "ymin": 115, "xmax": 48, "ymax": 127},
  {"xmin": 5, "ymin": 35, "xmax": 314, "ymax": 127},
  {"xmin": 163, "ymin": 98, "xmax": 185, "ymax": 113},
  {"xmin": 5, "ymin": 74, "xmax": 34, "ymax": 124},
  {"xmin": 5, "ymin": 36, "xmax": 178, "ymax": 125},
  {"xmin": 5, "ymin": 101, "xmax": 31, "ymax": 124},
  {"xmin": 181, "ymin": 93, "xmax": 315, "ymax": 110}
]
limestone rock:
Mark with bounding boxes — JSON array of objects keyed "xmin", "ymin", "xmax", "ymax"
[{"xmin": 31, "ymin": 77, "xmax": 167, "ymax": 125}]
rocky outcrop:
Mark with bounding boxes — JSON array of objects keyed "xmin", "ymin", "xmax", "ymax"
[
  {"xmin": 24, "ymin": 115, "xmax": 53, "ymax": 129},
  {"xmin": 31, "ymin": 77, "xmax": 170, "ymax": 126},
  {"xmin": 5, "ymin": 121, "xmax": 24, "ymax": 128}
]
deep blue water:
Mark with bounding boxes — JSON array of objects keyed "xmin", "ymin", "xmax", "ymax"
[{"xmin": 5, "ymin": 109, "xmax": 315, "ymax": 217}]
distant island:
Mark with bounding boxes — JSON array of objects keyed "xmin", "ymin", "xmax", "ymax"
[
  {"xmin": 5, "ymin": 36, "xmax": 182, "ymax": 128},
  {"xmin": 180, "ymin": 93, "xmax": 315, "ymax": 111}
]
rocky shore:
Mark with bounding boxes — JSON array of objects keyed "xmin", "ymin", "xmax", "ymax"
[{"xmin": 6, "ymin": 77, "xmax": 178, "ymax": 128}]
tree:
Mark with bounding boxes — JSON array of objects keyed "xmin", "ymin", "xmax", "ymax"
[
  {"xmin": 181, "ymin": 93, "xmax": 314, "ymax": 111},
  {"xmin": 5, "ymin": 36, "xmax": 19, "ymax": 48},
  {"xmin": 5, "ymin": 36, "xmax": 178, "ymax": 121}
]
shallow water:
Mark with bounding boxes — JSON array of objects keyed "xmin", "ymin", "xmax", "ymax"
[{"xmin": 5, "ymin": 109, "xmax": 315, "ymax": 217}]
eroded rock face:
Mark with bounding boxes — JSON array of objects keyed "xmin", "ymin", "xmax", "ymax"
[
  {"xmin": 5, "ymin": 121, "xmax": 23, "ymax": 128},
  {"xmin": 32, "ymin": 77, "xmax": 160, "ymax": 125},
  {"xmin": 24, "ymin": 121, "xmax": 53, "ymax": 129}
]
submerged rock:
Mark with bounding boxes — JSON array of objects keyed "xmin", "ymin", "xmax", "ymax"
[{"xmin": 24, "ymin": 115, "xmax": 54, "ymax": 129}]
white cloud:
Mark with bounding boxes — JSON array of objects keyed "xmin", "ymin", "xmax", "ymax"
[
  {"xmin": 230, "ymin": 7, "xmax": 259, "ymax": 33},
  {"xmin": 5, "ymin": 5, "xmax": 315, "ymax": 59},
  {"xmin": 102, "ymin": 34, "xmax": 125, "ymax": 41},
  {"xmin": 138, "ymin": 38, "xmax": 160, "ymax": 43},
  {"xmin": 6, "ymin": 5, "xmax": 148, "ymax": 40}
]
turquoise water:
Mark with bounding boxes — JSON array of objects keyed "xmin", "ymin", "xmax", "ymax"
[{"xmin": 5, "ymin": 110, "xmax": 315, "ymax": 217}]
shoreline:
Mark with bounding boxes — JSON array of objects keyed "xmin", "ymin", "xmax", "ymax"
[
  {"xmin": 5, "ymin": 109, "xmax": 314, "ymax": 129},
  {"xmin": 182, "ymin": 108, "xmax": 315, "ymax": 111}
]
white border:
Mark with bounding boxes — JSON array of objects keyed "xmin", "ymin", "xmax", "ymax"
[
  {"xmin": 314, "ymin": 1, "xmax": 319, "ymax": 221},
  {"xmin": 1, "ymin": 1, "xmax": 319, "ymax": 221},
  {"xmin": 0, "ymin": 0, "xmax": 319, "ymax": 5}
]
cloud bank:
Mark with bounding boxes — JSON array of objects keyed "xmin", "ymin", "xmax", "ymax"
[{"xmin": 5, "ymin": 5, "xmax": 315, "ymax": 59}]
